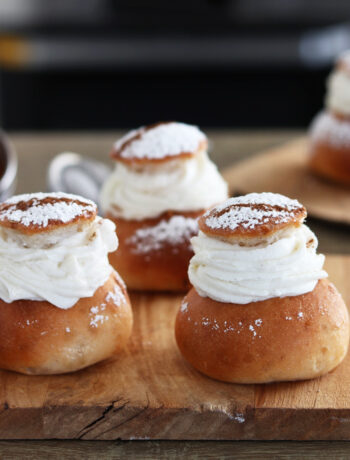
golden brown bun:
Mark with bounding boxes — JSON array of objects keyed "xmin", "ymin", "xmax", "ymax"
[
  {"xmin": 175, "ymin": 279, "xmax": 349, "ymax": 383},
  {"xmin": 309, "ymin": 112, "xmax": 350, "ymax": 187},
  {"xmin": 107, "ymin": 210, "xmax": 202, "ymax": 291},
  {"xmin": 110, "ymin": 121, "xmax": 207, "ymax": 165},
  {"xmin": 0, "ymin": 272, "xmax": 133, "ymax": 375}
]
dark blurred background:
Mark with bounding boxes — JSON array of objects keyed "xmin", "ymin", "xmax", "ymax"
[{"xmin": 0, "ymin": 0, "xmax": 350, "ymax": 130}]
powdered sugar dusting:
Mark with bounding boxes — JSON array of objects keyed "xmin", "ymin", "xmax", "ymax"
[
  {"xmin": 105, "ymin": 284, "xmax": 125, "ymax": 307},
  {"xmin": 89, "ymin": 284, "xmax": 125, "ymax": 327},
  {"xmin": 218, "ymin": 408, "xmax": 246, "ymax": 423},
  {"xmin": 310, "ymin": 111, "xmax": 350, "ymax": 148},
  {"xmin": 127, "ymin": 215, "xmax": 198, "ymax": 254},
  {"xmin": 0, "ymin": 192, "xmax": 96, "ymax": 229},
  {"xmin": 180, "ymin": 301, "xmax": 188, "ymax": 312},
  {"xmin": 233, "ymin": 413, "xmax": 245, "ymax": 423},
  {"xmin": 115, "ymin": 122, "xmax": 206, "ymax": 160},
  {"xmin": 198, "ymin": 316, "xmax": 263, "ymax": 339},
  {"xmin": 248, "ymin": 325, "xmax": 257, "ymax": 337},
  {"xmin": 115, "ymin": 127, "xmax": 143, "ymax": 150},
  {"xmin": 204, "ymin": 193, "xmax": 303, "ymax": 231},
  {"xmin": 89, "ymin": 303, "xmax": 108, "ymax": 328}
]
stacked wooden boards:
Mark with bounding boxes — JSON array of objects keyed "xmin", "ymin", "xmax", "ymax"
[{"xmin": 0, "ymin": 256, "xmax": 350, "ymax": 440}]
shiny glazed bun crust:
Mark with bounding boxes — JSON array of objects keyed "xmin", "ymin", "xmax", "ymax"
[
  {"xmin": 107, "ymin": 210, "xmax": 202, "ymax": 291},
  {"xmin": 175, "ymin": 279, "xmax": 349, "ymax": 384},
  {"xmin": 0, "ymin": 272, "xmax": 133, "ymax": 375}
]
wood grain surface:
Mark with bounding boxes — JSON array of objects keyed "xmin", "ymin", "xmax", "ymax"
[
  {"xmin": 0, "ymin": 255, "xmax": 349, "ymax": 441},
  {"xmin": 223, "ymin": 138, "xmax": 350, "ymax": 225}
]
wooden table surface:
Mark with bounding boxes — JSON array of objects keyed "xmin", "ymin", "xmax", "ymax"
[{"xmin": 3, "ymin": 130, "xmax": 350, "ymax": 459}]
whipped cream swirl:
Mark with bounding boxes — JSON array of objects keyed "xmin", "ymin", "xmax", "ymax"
[
  {"xmin": 0, "ymin": 217, "xmax": 118, "ymax": 309},
  {"xmin": 326, "ymin": 68, "xmax": 350, "ymax": 116},
  {"xmin": 100, "ymin": 151, "xmax": 228, "ymax": 220},
  {"xmin": 189, "ymin": 225, "xmax": 327, "ymax": 304}
]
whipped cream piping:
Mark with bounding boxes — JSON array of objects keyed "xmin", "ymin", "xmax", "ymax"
[
  {"xmin": 0, "ymin": 217, "xmax": 118, "ymax": 309},
  {"xmin": 100, "ymin": 151, "xmax": 228, "ymax": 220},
  {"xmin": 115, "ymin": 122, "xmax": 206, "ymax": 160},
  {"xmin": 189, "ymin": 225, "xmax": 327, "ymax": 304},
  {"xmin": 326, "ymin": 68, "xmax": 350, "ymax": 116}
]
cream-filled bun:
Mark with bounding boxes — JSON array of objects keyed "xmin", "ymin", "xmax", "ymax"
[
  {"xmin": 0, "ymin": 192, "xmax": 132, "ymax": 375},
  {"xmin": 175, "ymin": 193, "xmax": 349, "ymax": 384},
  {"xmin": 309, "ymin": 51, "xmax": 350, "ymax": 186},
  {"xmin": 100, "ymin": 122, "xmax": 228, "ymax": 291}
]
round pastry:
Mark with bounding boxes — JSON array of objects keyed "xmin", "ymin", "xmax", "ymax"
[
  {"xmin": 100, "ymin": 121, "xmax": 228, "ymax": 291},
  {"xmin": 0, "ymin": 192, "xmax": 133, "ymax": 375},
  {"xmin": 309, "ymin": 51, "xmax": 350, "ymax": 186},
  {"xmin": 175, "ymin": 193, "xmax": 349, "ymax": 384}
]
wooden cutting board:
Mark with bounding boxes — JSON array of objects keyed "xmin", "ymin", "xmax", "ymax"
[
  {"xmin": 223, "ymin": 138, "xmax": 350, "ymax": 225},
  {"xmin": 0, "ymin": 255, "xmax": 349, "ymax": 441}
]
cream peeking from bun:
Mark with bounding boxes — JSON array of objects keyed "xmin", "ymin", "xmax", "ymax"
[
  {"xmin": 0, "ymin": 193, "xmax": 117, "ymax": 308},
  {"xmin": 190, "ymin": 193, "xmax": 327, "ymax": 304},
  {"xmin": 0, "ymin": 192, "xmax": 133, "ymax": 375},
  {"xmin": 176, "ymin": 193, "xmax": 349, "ymax": 384},
  {"xmin": 100, "ymin": 122, "xmax": 228, "ymax": 291},
  {"xmin": 309, "ymin": 51, "xmax": 350, "ymax": 186},
  {"xmin": 326, "ymin": 51, "xmax": 350, "ymax": 116},
  {"xmin": 101, "ymin": 122, "xmax": 227, "ymax": 220}
]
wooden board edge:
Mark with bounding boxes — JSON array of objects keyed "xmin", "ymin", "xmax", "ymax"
[{"xmin": 2, "ymin": 405, "xmax": 350, "ymax": 440}]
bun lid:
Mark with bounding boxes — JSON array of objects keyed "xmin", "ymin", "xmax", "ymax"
[
  {"xmin": 0, "ymin": 192, "xmax": 97, "ymax": 234},
  {"xmin": 110, "ymin": 121, "xmax": 207, "ymax": 164},
  {"xmin": 199, "ymin": 193, "xmax": 306, "ymax": 242}
]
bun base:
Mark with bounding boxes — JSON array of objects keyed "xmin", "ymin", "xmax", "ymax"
[
  {"xmin": 309, "ymin": 112, "xmax": 350, "ymax": 187},
  {"xmin": 0, "ymin": 272, "xmax": 133, "ymax": 375},
  {"xmin": 107, "ymin": 211, "xmax": 202, "ymax": 291},
  {"xmin": 175, "ymin": 279, "xmax": 349, "ymax": 384}
]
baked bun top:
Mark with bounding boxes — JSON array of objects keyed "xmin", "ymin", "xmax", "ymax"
[
  {"xmin": 199, "ymin": 193, "xmax": 306, "ymax": 243},
  {"xmin": 110, "ymin": 121, "xmax": 207, "ymax": 164},
  {"xmin": 0, "ymin": 192, "xmax": 97, "ymax": 235}
]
